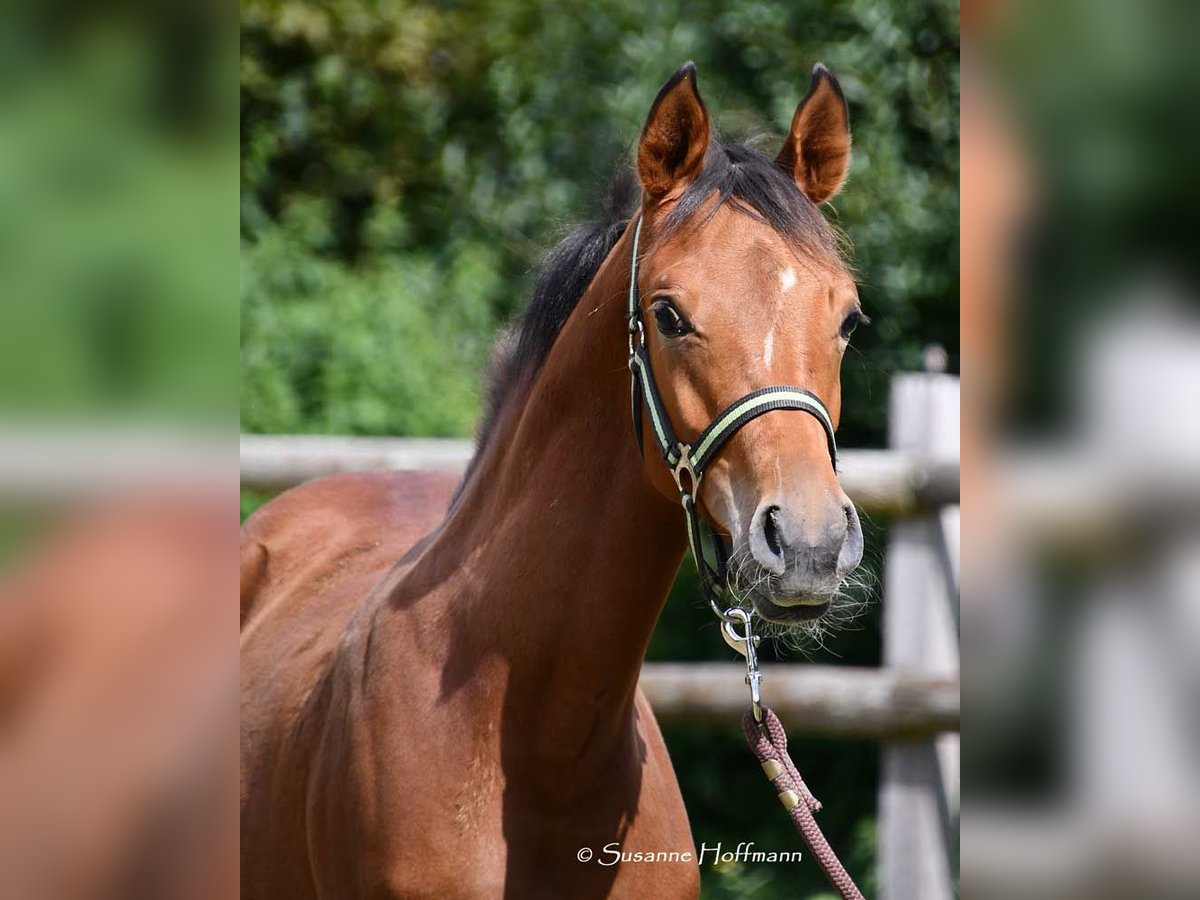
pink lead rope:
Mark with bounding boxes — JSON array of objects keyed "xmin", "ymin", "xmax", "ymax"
[{"xmin": 742, "ymin": 707, "xmax": 866, "ymax": 900}]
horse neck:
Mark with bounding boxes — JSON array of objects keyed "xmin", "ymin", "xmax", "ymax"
[{"xmin": 435, "ymin": 222, "xmax": 686, "ymax": 768}]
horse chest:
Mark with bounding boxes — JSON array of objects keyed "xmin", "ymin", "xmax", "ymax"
[{"xmin": 338, "ymin": 698, "xmax": 696, "ymax": 899}]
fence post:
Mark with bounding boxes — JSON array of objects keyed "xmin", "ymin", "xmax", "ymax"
[{"xmin": 878, "ymin": 366, "xmax": 960, "ymax": 900}]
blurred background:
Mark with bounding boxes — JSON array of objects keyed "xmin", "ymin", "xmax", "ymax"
[
  {"xmin": 0, "ymin": 2, "xmax": 237, "ymax": 898},
  {"xmin": 240, "ymin": 0, "xmax": 960, "ymax": 445},
  {"xmin": 240, "ymin": 1, "xmax": 958, "ymax": 898},
  {"xmin": 962, "ymin": 0, "xmax": 1200, "ymax": 897}
]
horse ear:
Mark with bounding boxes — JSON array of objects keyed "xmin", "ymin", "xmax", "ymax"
[
  {"xmin": 777, "ymin": 63, "xmax": 851, "ymax": 204},
  {"xmin": 637, "ymin": 62, "xmax": 711, "ymax": 202}
]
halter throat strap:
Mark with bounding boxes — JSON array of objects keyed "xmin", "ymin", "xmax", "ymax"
[{"xmin": 625, "ymin": 215, "xmax": 838, "ymax": 611}]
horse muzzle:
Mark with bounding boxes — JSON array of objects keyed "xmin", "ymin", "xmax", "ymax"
[{"xmin": 739, "ymin": 495, "xmax": 863, "ymax": 623}]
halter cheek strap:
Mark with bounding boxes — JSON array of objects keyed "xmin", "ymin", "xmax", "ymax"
[{"xmin": 625, "ymin": 215, "xmax": 839, "ymax": 619}]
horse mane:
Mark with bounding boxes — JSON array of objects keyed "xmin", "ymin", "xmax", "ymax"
[{"xmin": 454, "ymin": 138, "xmax": 846, "ymax": 498}]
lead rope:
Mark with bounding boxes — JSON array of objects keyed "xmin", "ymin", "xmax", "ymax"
[
  {"xmin": 626, "ymin": 216, "xmax": 866, "ymax": 899},
  {"xmin": 724, "ymin": 614, "xmax": 866, "ymax": 899},
  {"xmin": 743, "ymin": 709, "xmax": 866, "ymax": 900}
]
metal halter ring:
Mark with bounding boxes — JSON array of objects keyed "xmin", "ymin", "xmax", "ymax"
[
  {"xmin": 671, "ymin": 447, "xmax": 699, "ymax": 496},
  {"xmin": 627, "ymin": 315, "xmax": 644, "ymax": 356},
  {"xmin": 707, "ymin": 593, "xmax": 742, "ymax": 623}
]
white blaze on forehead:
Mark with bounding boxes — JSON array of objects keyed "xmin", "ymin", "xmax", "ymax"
[{"xmin": 764, "ymin": 267, "xmax": 797, "ymax": 369}]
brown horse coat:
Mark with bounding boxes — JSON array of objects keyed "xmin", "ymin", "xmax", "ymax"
[{"xmin": 240, "ymin": 323, "xmax": 699, "ymax": 899}]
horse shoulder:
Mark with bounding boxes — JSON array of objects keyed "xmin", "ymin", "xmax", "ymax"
[{"xmin": 240, "ymin": 469, "xmax": 461, "ymax": 899}]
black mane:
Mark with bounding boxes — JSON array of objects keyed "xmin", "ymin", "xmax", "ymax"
[{"xmin": 456, "ymin": 139, "xmax": 844, "ymax": 494}]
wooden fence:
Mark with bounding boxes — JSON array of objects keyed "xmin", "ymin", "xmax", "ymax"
[
  {"xmin": 240, "ymin": 437, "xmax": 959, "ymax": 518},
  {"xmin": 641, "ymin": 663, "xmax": 957, "ymax": 738},
  {"xmin": 879, "ymin": 372, "xmax": 960, "ymax": 900}
]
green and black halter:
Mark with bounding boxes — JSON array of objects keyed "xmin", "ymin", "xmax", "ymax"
[{"xmin": 625, "ymin": 216, "xmax": 839, "ymax": 619}]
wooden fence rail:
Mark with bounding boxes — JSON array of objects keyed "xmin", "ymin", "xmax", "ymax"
[
  {"xmin": 239, "ymin": 435, "xmax": 959, "ymax": 517},
  {"xmin": 639, "ymin": 663, "xmax": 958, "ymax": 738}
]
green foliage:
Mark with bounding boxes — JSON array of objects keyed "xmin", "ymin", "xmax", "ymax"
[
  {"xmin": 241, "ymin": 198, "xmax": 496, "ymax": 435},
  {"xmin": 241, "ymin": 0, "xmax": 959, "ymax": 446},
  {"xmin": 2, "ymin": 25, "xmax": 235, "ymax": 421}
]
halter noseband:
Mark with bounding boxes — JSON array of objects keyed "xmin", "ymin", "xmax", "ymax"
[{"xmin": 625, "ymin": 215, "xmax": 839, "ymax": 626}]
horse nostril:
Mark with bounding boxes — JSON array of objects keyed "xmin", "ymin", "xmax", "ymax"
[{"xmin": 762, "ymin": 505, "xmax": 784, "ymax": 560}]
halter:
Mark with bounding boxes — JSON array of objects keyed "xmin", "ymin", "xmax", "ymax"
[{"xmin": 625, "ymin": 215, "xmax": 839, "ymax": 718}]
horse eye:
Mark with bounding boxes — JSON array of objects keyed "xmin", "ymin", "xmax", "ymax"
[
  {"xmin": 840, "ymin": 309, "xmax": 867, "ymax": 340},
  {"xmin": 651, "ymin": 300, "xmax": 691, "ymax": 337}
]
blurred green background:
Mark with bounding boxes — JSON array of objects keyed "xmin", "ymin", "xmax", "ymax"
[
  {"xmin": 240, "ymin": 1, "xmax": 958, "ymax": 896},
  {"xmin": 0, "ymin": 4, "xmax": 234, "ymax": 563},
  {"xmin": 1, "ymin": 7, "xmax": 235, "ymax": 422}
]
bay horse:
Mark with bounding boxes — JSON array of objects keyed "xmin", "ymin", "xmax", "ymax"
[{"xmin": 241, "ymin": 62, "xmax": 864, "ymax": 899}]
